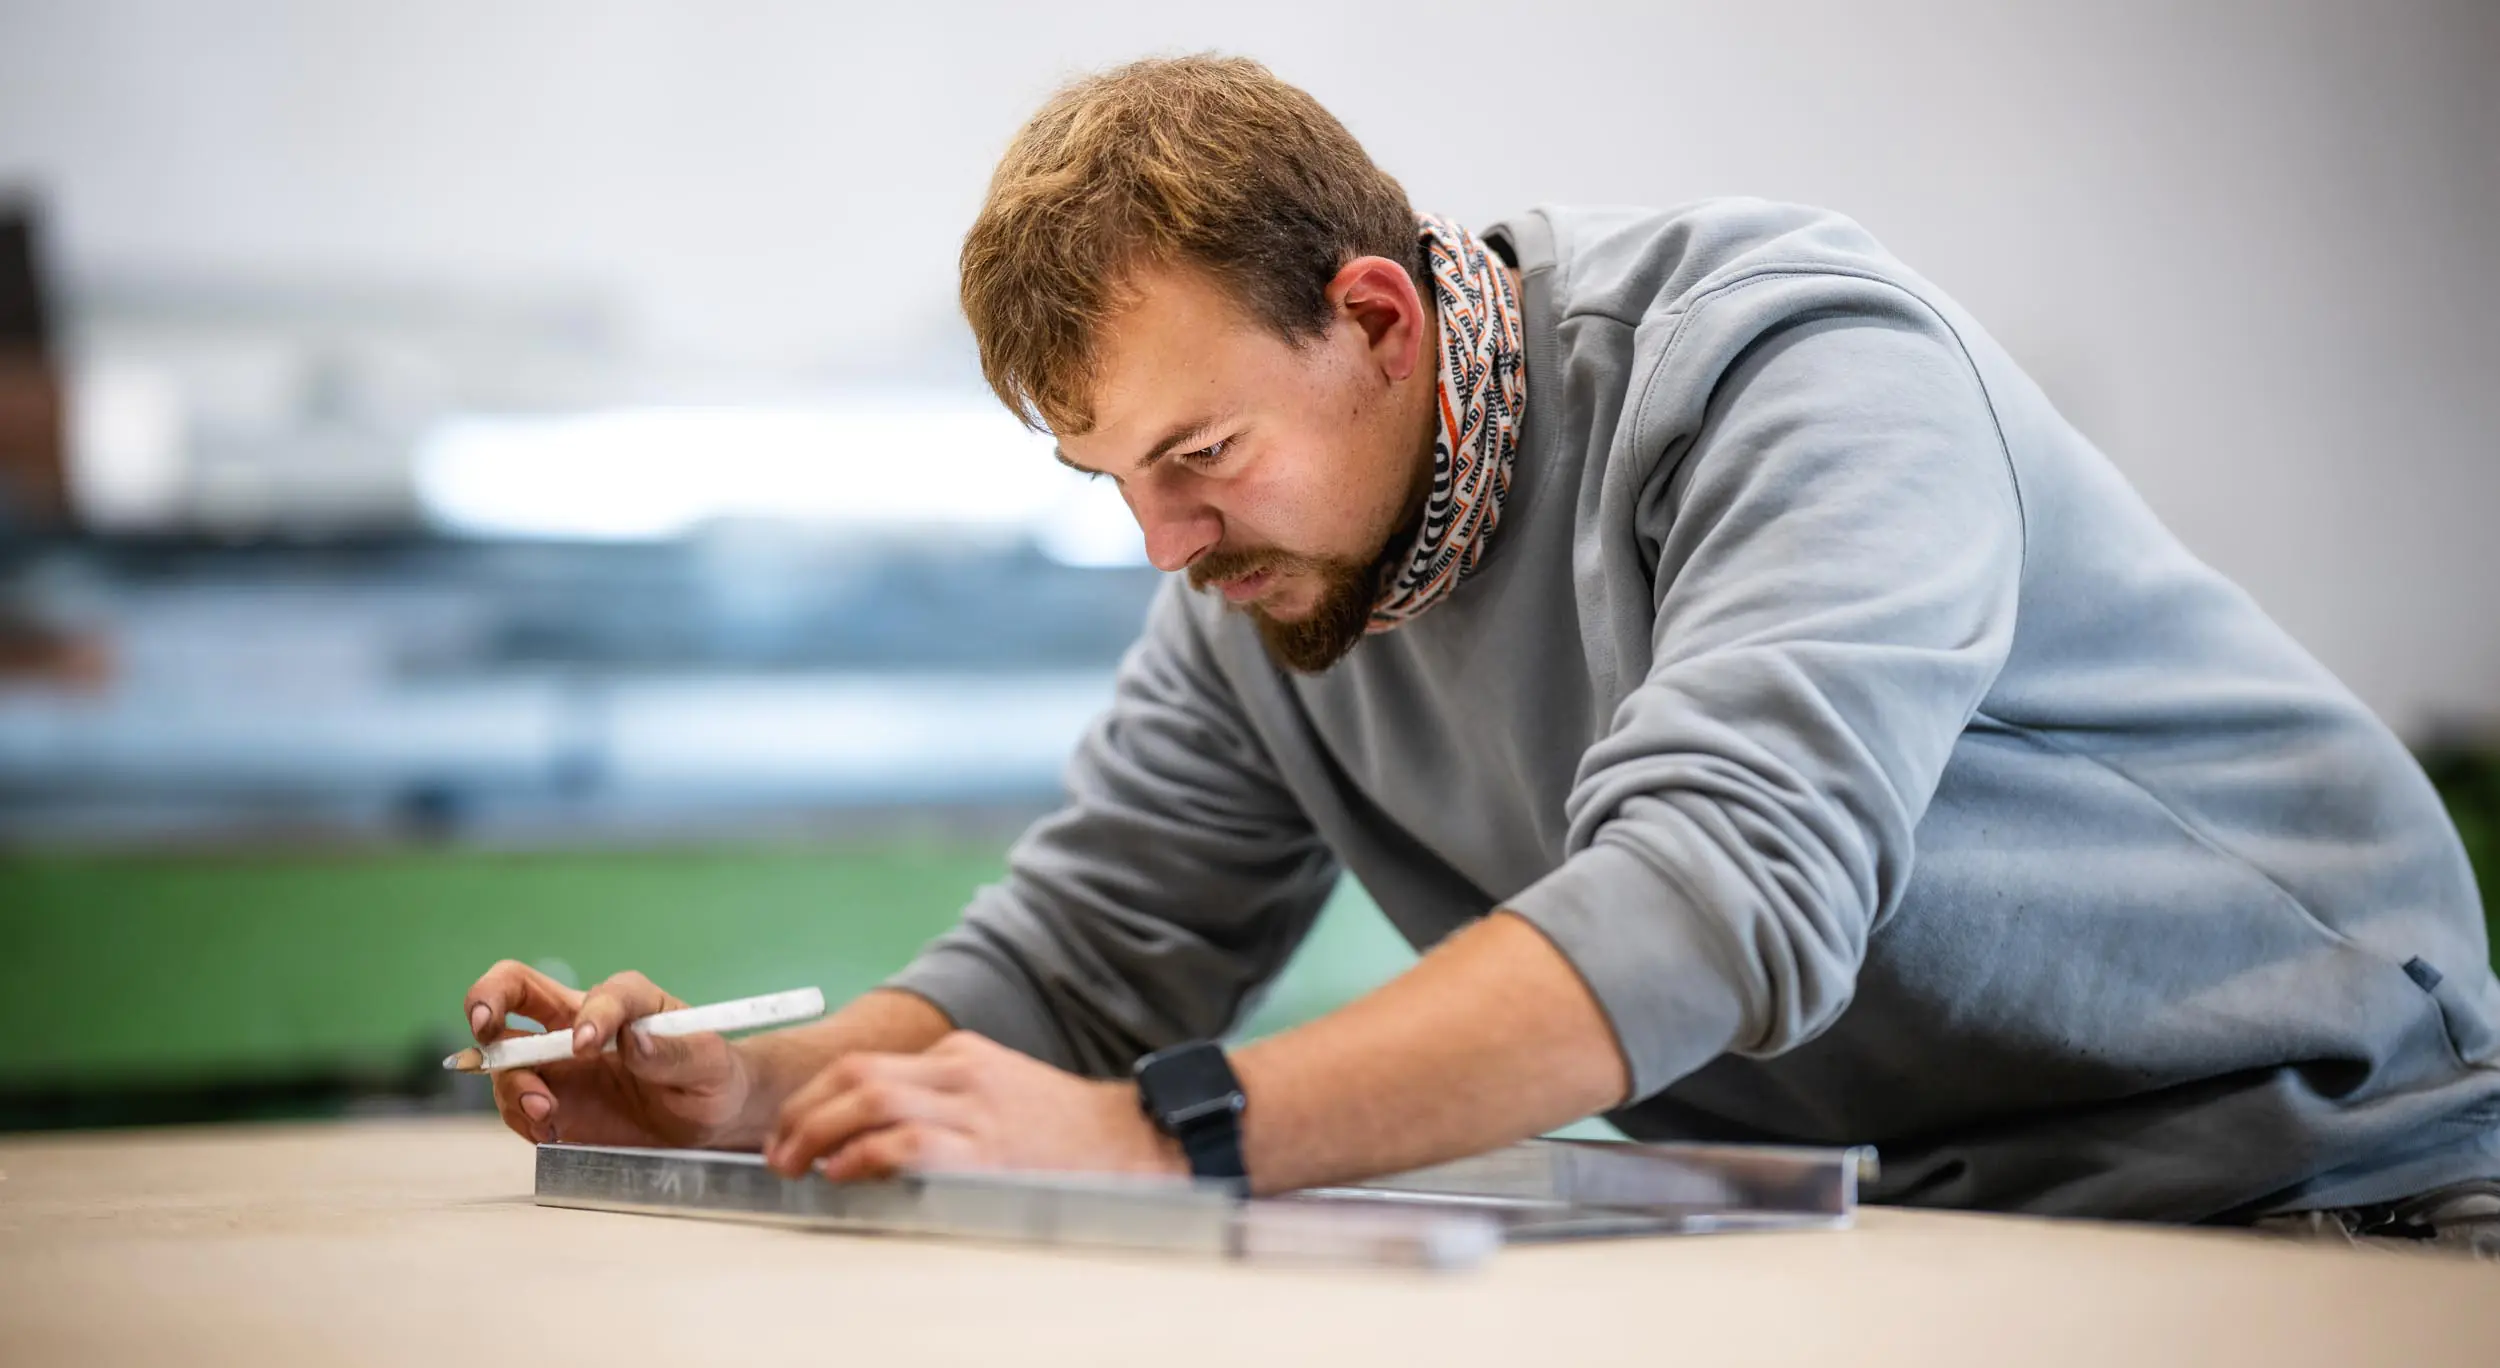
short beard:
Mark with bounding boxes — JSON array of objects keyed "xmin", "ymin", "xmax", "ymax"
[{"xmin": 1188, "ymin": 542, "xmax": 1397, "ymax": 675}]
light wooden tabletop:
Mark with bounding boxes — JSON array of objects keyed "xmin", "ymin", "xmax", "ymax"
[{"xmin": 1, "ymin": 1117, "xmax": 2491, "ymax": 1365}]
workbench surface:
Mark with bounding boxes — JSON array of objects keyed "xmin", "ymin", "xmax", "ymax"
[{"xmin": 2, "ymin": 1117, "xmax": 2491, "ymax": 1365}]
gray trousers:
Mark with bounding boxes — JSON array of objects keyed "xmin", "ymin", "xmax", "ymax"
[{"xmin": 2251, "ymin": 1180, "xmax": 2500, "ymax": 1259}]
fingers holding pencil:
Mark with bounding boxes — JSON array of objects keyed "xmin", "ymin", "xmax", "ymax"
[
  {"xmin": 448, "ymin": 986, "xmax": 830, "ymax": 1074},
  {"xmin": 454, "ymin": 976, "xmax": 822, "ymax": 1150},
  {"xmin": 451, "ymin": 967, "xmax": 684, "ymax": 1078}
]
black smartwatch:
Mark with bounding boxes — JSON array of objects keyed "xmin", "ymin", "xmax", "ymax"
[{"xmin": 1132, "ymin": 1040, "xmax": 1249, "ymax": 1191}]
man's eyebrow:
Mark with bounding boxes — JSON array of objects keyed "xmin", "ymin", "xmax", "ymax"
[{"xmin": 1054, "ymin": 415, "xmax": 1223, "ymax": 477}]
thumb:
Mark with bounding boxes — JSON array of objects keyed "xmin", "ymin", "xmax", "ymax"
[{"xmin": 622, "ymin": 1027, "xmax": 735, "ymax": 1087}]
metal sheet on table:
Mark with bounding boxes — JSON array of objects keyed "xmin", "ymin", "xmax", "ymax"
[{"xmin": 534, "ymin": 1137, "xmax": 1870, "ymax": 1269}]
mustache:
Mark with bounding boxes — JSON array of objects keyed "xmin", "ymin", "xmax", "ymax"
[{"xmin": 1187, "ymin": 548, "xmax": 1291, "ymax": 592}]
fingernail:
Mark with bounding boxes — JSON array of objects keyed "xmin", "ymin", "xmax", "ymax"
[
  {"xmin": 469, "ymin": 1004, "xmax": 490, "ymax": 1036},
  {"xmin": 574, "ymin": 1023, "xmax": 596, "ymax": 1051},
  {"xmin": 631, "ymin": 1029, "xmax": 653, "ymax": 1056},
  {"xmin": 520, "ymin": 1094, "xmax": 551, "ymax": 1121}
]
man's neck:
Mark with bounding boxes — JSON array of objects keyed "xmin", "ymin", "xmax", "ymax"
[{"xmin": 1393, "ymin": 263, "xmax": 1518, "ymax": 528}]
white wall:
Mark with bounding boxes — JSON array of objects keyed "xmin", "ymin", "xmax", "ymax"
[{"xmin": 1, "ymin": 0, "xmax": 2494, "ymax": 732}]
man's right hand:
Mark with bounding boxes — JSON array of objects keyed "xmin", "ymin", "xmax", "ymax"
[{"xmin": 463, "ymin": 961, "xmax": 763, "ymax": 1149}]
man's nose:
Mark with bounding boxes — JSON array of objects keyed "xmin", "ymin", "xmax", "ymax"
[{"xmin": 1126, "ymin": 480, "xmax": 1221, "ymax": 573}]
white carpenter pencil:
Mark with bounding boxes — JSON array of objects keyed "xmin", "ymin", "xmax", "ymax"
[{"xmin": 441, "ymin": 986, "xmax": 826, "ymax": 1073}]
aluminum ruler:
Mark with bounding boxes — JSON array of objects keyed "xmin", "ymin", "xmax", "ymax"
[{"xmin": 535, "ymin": 1137, "xmax": 1877, "ymax": 1271}]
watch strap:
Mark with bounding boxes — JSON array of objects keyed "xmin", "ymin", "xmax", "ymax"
[{"xmin": 1174, "ymin": 1107, "xmax": 1248, "ymax": 1189}]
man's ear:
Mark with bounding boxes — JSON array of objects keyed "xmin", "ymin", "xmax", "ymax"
[{"xmin": 1326, "ymin": 255, "xmax": 1430, "ymax": 385}]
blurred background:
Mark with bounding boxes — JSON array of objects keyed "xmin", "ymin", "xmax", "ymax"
[{"xmin": 0, "ymin": 0, "xmax": 2493, "ymax": 1130}]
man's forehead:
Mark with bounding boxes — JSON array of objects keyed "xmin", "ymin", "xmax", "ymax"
[{"xmin": 1091, "ymin": 264, "xmax": 1253, "ymax": 387}]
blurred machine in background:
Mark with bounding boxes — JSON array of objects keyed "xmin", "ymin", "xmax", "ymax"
[{"xmin": 1, "ymin": 536, "xmax": 1157, "ymax": 844}]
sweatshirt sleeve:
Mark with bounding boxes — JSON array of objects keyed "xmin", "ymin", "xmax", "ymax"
[
  {"xmin": 1504, "ymin": 298, "xmax": 2025, "ymax": 1102},
  {"xmin": 882, "ymin": 580, "xmax": 1341, "ymax": 1077}
]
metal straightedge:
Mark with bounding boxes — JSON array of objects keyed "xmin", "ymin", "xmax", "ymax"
[{"xmin": 534, "ymin": 1137, "xmax": 1876, "ymax": 1271}]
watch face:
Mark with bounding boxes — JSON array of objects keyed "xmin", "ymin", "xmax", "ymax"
[{"xmin": 1138, "ymin": 1043, "xmax": 1244, "ymax": 1129}]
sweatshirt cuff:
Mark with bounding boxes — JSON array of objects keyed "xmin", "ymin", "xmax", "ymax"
[
  {"xmin": 881, "ymin": 940, "xmax": 1078, "ymax": 1072},
  {"xmin": 1503, "ymin": 839, "xmax": 1753, "ymax": 1100}
]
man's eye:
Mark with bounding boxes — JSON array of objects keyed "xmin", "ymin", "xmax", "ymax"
[{"xmin": 1179, "ymin": 439, "xmax": 1230, "ymax": 468}]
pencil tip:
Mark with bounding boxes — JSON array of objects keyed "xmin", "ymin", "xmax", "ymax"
[{"xmin": 441, "ymin": 1050, "xmax": 481, "ymax": 1072}]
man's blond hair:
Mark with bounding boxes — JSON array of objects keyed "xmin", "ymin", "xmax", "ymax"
[{"xmin": 959, "ymin": 55, "xmax": 1420, "ymax": 435}]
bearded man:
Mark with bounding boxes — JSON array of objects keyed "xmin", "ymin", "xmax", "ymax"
[{"xmin": 463, "ymin": 55, "xmax": 2500, "ymax": 1247}]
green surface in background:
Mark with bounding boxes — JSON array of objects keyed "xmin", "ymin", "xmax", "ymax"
[{"xmin": 0, "ymin": 842, "xmax": 1416, "ymax": 1089}]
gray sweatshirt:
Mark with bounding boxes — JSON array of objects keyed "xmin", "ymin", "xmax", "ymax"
[{"xmin": 890, "ymin": 199, "xmax": 2500, "ymax": 1221}]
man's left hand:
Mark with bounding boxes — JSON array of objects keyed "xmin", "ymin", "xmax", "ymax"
[{"xmin": 762, "ymin": 1030, "xmax": 1185, "ymax": 1182}]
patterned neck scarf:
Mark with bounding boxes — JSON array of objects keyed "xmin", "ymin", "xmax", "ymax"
[{"xmin": 1368, "ymin": 213, "xmax": 1529, "ymax": 634}]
